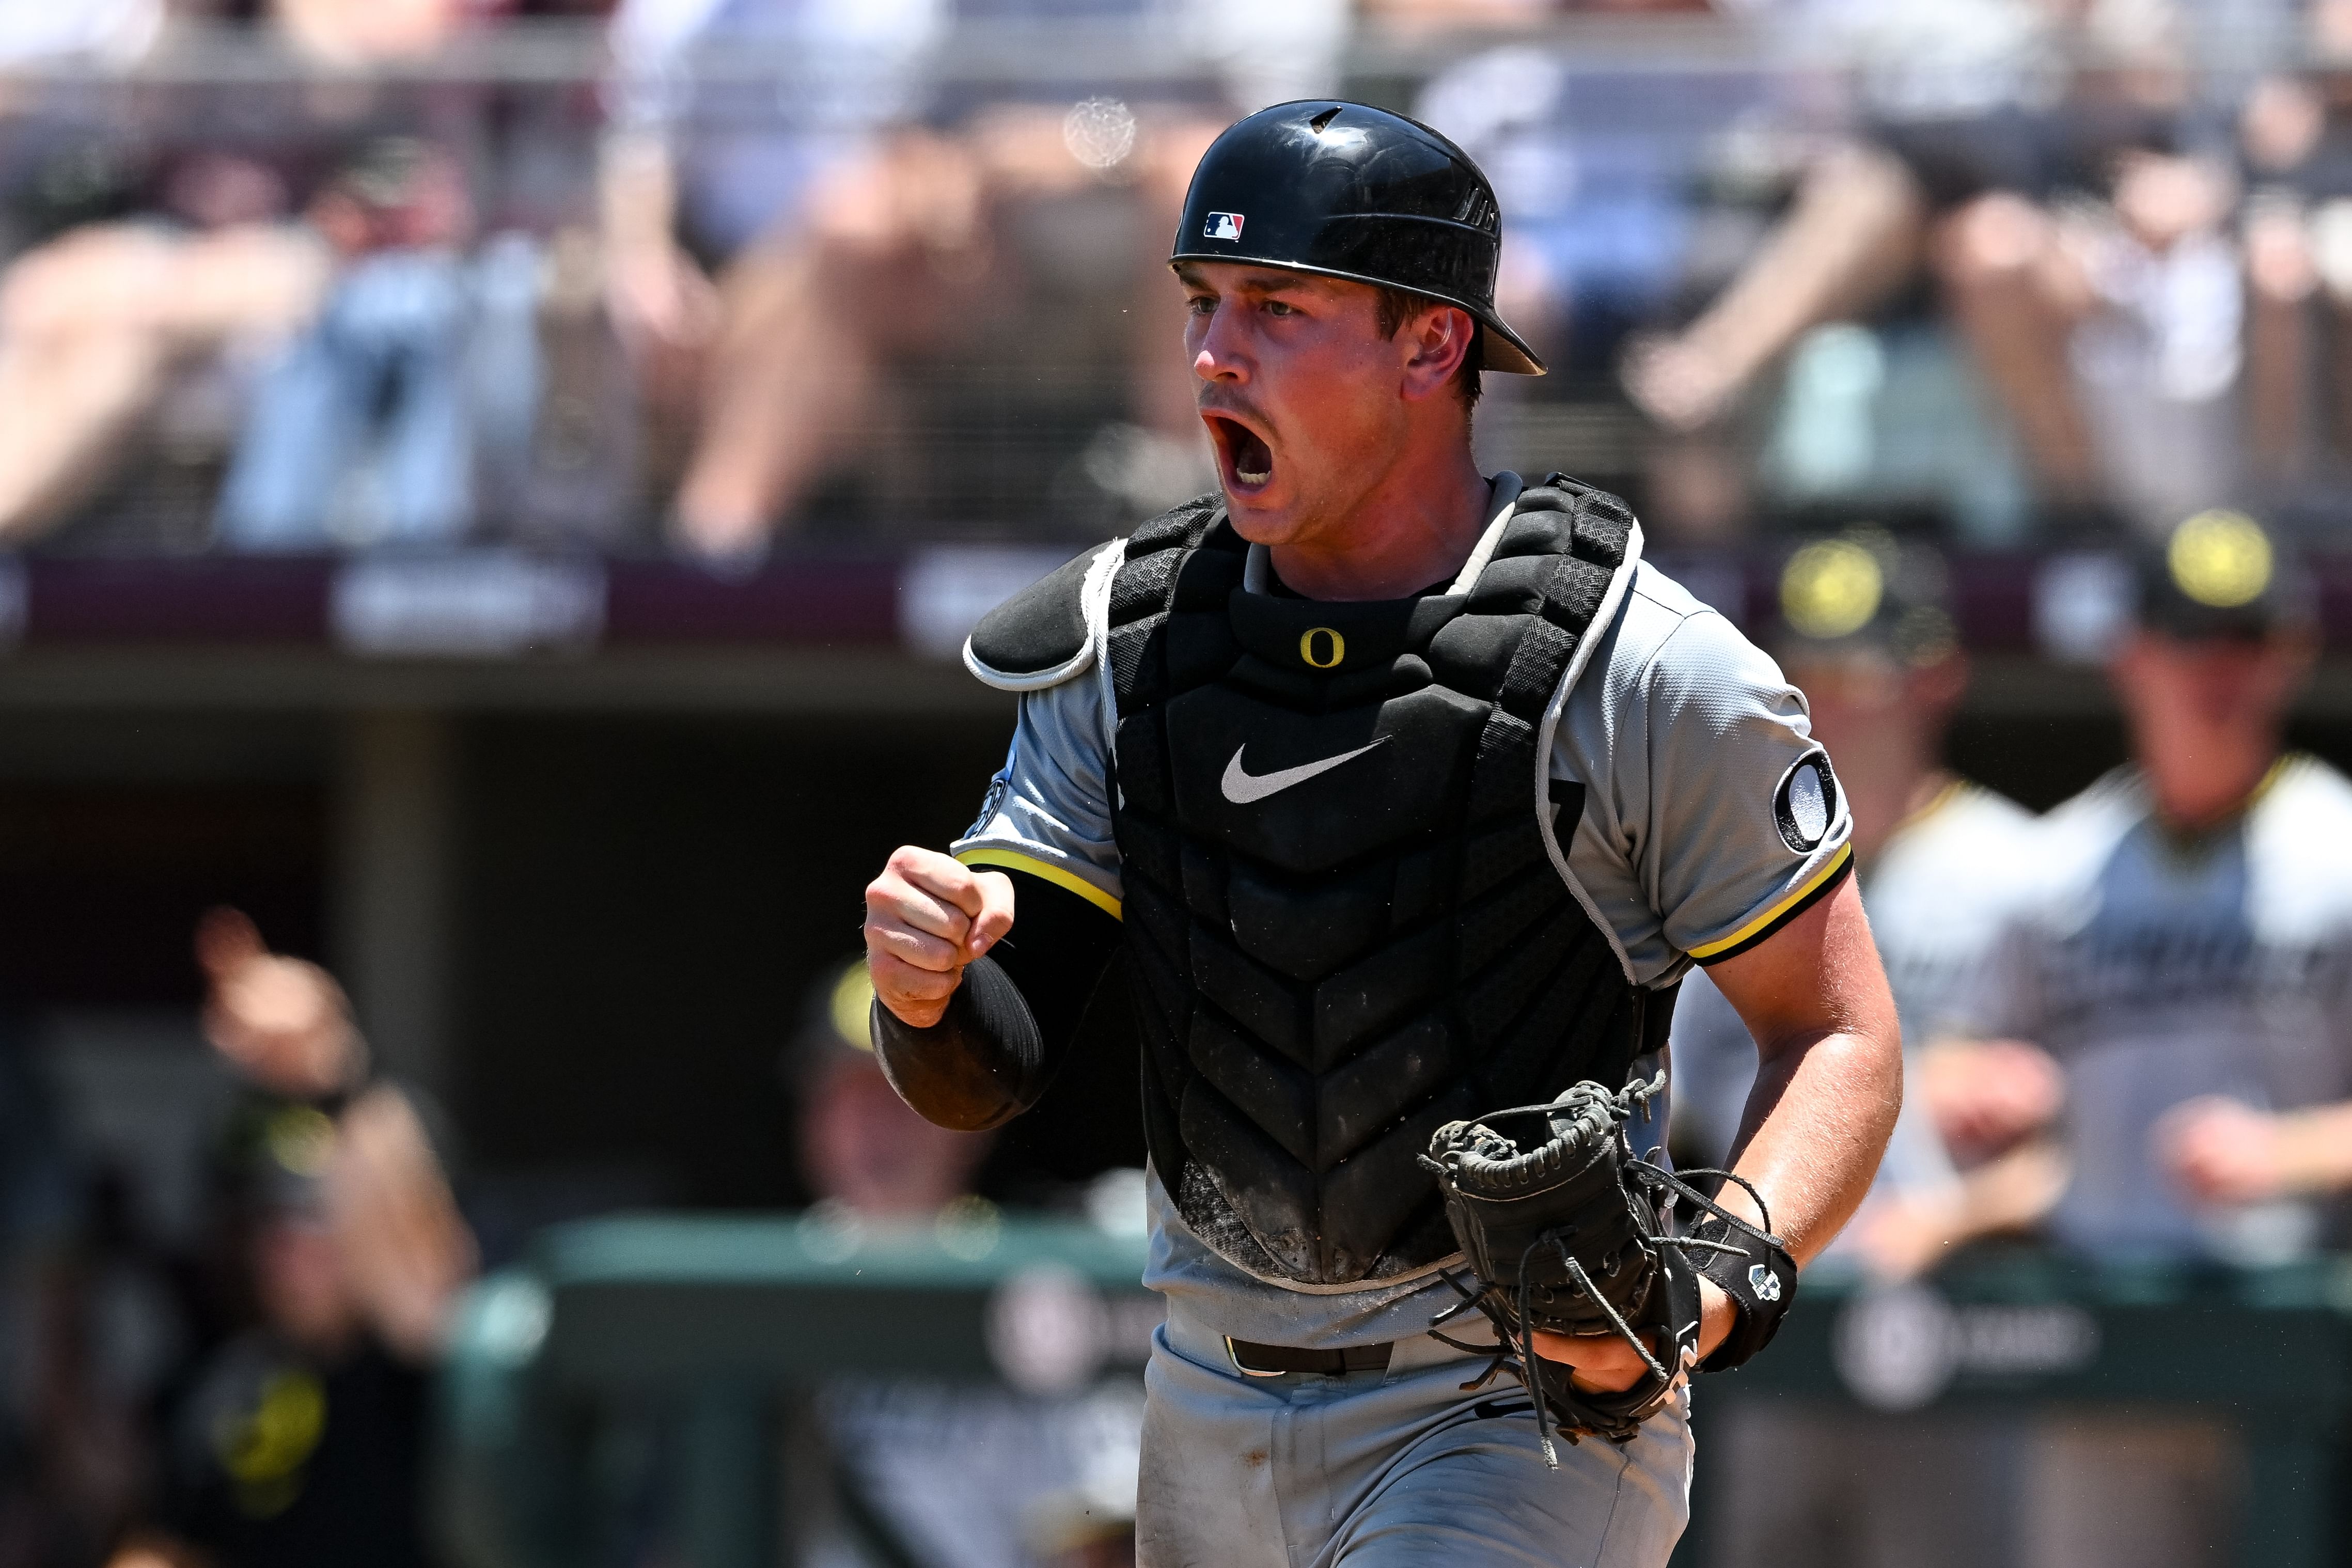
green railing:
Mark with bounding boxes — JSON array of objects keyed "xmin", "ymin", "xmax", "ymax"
[
  {"xmin": 438, "ymin": 1217, "xmax": 2352, "ymax": 1567},
  {"xmin": 435, "ymin": 1213, "xmax": 1158, "ymax": 1568}
]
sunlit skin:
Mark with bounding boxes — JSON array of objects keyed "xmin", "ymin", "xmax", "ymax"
[
  {"xmin": 2109, "ymin": 628, "xmax": 2313, "ymax": 833},
  {"xmin": 1177, "ymin": 261, "xmax": 1491, "ymax": 601},
  {"xmin": 867, "ymin": 258, "xmax": 1905, "ymax": 1397}
]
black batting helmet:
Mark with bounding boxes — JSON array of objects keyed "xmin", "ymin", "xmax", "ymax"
[{"xmin": 1170, "ymin": 100, "xmax": 1545, "ymax": 376}]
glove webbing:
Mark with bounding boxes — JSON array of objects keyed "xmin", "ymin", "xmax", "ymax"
[
  {"xmin": 1425, "ymin": 1143, "xmax": 1788, "ymax": 1465},
  {"xmin": 1422, "ymin": 1080, "xmax": 1735, "ymax": 1467}
]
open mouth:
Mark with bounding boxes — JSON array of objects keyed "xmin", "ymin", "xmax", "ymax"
[{"xmin": 1202, "ymin": 412, "xmax": 1275, "ymax": 493}]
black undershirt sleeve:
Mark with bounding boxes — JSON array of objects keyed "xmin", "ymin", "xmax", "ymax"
[{"xmin": 869, "ymin": 867, "xmax": 1124, "ymax": 1131}]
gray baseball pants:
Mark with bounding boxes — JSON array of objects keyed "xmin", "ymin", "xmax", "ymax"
[{"xmin": 1136, "ymin": 1302, "xmax": 1694, "ymax": 1567}]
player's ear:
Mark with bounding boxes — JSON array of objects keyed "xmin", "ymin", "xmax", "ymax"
[{"xmin": 1400, "ymin": 305, "xmax": 1473, "ymax": 402}]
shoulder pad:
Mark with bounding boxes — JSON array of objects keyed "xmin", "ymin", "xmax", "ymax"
[{"xmin": 964, "ymin": 544, "xmax": 1108, "ymax": 691}]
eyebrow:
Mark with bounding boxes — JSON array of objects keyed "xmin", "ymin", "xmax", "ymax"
[{"xmin": 1174, "ymin": 264, "xmax": 1312, "ymax": 297}]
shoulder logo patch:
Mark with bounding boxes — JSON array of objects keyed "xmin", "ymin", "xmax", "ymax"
[
  {"xmin": 1203, "ymin": 211, "xmax": 1245, "ymax": 241},
  {"xmin": 1773, "ymin": 751, "xmax": 1839, "ymax": 853}
]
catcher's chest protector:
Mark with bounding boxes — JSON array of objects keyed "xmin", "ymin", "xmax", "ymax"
[{"xmin": 1108, "ymin": 480, "xmax": 1666, "ymax": 1287}]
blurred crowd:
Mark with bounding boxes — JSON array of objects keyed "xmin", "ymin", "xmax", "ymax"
[{"xmin": 5, "ymin": 0, "xmax": 2352, "ymax": 559}]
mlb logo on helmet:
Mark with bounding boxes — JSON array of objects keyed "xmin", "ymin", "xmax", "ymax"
[{"xmin": 1204, "ymin": 211, "xmax": 1245, "ymax": 241}]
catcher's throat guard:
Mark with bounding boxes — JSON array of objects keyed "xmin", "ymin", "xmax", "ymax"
[{"xmin": 1421, "ymin": 1078, "xmax": 1791, "ymax": 1464}]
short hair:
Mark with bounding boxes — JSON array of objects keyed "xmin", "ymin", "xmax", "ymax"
[{"xmin": 1372, "ymin": 286, "xmax": 1483, "ymax": 409}]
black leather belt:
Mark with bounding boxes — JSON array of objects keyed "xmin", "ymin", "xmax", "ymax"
[{"xmin": 1225, "ymin": 1336, "xmax": 1394, "ymax": 1378}]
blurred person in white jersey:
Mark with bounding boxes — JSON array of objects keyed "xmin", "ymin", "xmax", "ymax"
[
  {"xmin": 1669, "ymin": 529, "xmax": 2038, "ymax": 1568},
  {"xmin": 1918, "ymin": 507, "xmax": 2352, "ymax": 1567}
]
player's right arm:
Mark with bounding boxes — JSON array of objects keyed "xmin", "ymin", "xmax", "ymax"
[
  {"xmin": 862, "ymin": 847, "xmax": 1121, "ymax": 1132},
  {"xmin": 866, "ymin": 543, "xmax": 1125, "ymax": 1130}
]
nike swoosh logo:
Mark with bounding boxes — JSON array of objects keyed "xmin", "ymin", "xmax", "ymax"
[{"xmin": 1219, "ymin": 739, "xmax": 1386, "ymax": 805}]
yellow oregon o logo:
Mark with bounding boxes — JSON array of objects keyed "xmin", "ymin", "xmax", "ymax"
[{"xmin": 1299, "ymin": 628, "xmax": 1345, "ymax": 669}]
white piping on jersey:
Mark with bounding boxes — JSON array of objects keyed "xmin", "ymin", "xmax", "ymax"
[
  {"xmin": 1535, "ymin": 516, "xmax": 1646, "ymax": 987},
  {"xmin": 1088, "ymin": 534, "xmax": 1124, "ymax": 791},
  {"xmin": 1446, "ymin": 469, "xmax": 1526, "ymax": 594}
]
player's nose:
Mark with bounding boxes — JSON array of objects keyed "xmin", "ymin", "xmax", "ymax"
[{"xmin": 1189, "ymin": 307, "xmax": 1249, "ymax": 384}]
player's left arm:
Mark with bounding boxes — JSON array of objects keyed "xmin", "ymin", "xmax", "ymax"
[
  {"xmin": 1703, "ymin": 873, "xmax": 1902, "ymax": 1275},
  {"xmin": 1535, "ymin": 597, "xmax": 1902, "ymax": 1387},
  {"xmin": 1532, "ymin": 880, "xmax": 1898, "ymax": 1381}
]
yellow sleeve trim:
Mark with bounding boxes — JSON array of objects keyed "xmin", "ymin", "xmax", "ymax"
[
  {"xmin": 955, "ymin": 848, "xmax": 1124, "ymax": 921},
  {"xmin": 1685, "ymin": 841, "xmax": 1854, "ymax": 962}
]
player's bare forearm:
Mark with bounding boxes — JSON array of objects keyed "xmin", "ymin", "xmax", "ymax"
[
  {"xmin": 1531, "ymin": 883, "xmax": 1892, "ymax": 1390},
  {"xmin": 1704, "ymin": 875, "xmax": 1902, "ymax": 1266}
]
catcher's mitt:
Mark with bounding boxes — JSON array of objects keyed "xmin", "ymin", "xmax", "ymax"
[{"xmin": 1420, "ymin": 1077, "xmax": 1791, "ymax": 1464}]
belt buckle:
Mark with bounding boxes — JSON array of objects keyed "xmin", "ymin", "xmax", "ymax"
[{"xmin": 1224, "ymin": 1336, "xmax": 1288, "ymax": 1378}]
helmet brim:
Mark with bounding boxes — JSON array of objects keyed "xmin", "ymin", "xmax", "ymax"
[{"xmin": 1166, "ymin": 252, "xmax": 1548, "ymax": 377}]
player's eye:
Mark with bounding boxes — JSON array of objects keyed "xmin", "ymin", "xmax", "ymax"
[
  {"xmin": 1264, "ymin": 300, "xmax": 1297, "ymax": 317},
  {"xmin": 1185, "ymin": 294, "xmax": 1216, "ymax": 316}
]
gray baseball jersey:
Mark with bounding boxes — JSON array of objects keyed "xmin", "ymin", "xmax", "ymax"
[
  {"xmin": 1971, "ymin": 755, "xmax": 2352, "ymax": 1262},
  {"xmin": 955, "ymin": 477, "xmax": 1854, "ymax": 1348}
]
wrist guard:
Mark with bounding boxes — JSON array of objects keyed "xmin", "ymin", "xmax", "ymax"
[{"xmin": 1687, "ymin": 1209, "xmax": 1797, "ymax": 1373}]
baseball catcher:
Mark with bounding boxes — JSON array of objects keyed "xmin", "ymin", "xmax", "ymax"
[{"xmin": 864, "ymin": 100, "xmax": 1898, "ymax": 1567}]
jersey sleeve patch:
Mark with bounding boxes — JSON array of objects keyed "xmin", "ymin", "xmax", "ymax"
[
  {"xmin": 1686, "ymin": 842, "xmax": 1853, "ymax": 966},
  {"xmin": 964, "ymin": 547, "xmax": 1104, "ymax": 691},
  {"xmin": 1773, "ymin": 750, "xmax": 1839, "ymax": 853}
]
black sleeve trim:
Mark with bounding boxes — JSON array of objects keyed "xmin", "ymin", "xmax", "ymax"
[
  {"xmin": 1689, "ymin": 848, "xmax": 1855, "ymax": 968},
  {"xmin": 869, "ymin": 869, "xmax": 1122, "ymax": 1130}
]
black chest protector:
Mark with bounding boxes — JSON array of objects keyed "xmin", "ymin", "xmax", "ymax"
[{"xmin": 1105, "ymin": 477, "xmax": 1672, "ymax": 1287}]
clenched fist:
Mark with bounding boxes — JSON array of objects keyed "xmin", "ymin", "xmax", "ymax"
[{"xmin": 864, "ymin": 846, "xmax": 1017, "ymax": 1027}]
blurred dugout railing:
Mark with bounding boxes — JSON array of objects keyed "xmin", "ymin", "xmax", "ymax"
[
  {"xmin": 438, "ymin": 1214, "xmax": 2352, "ymax": 1568},
  {"xmin": 436, "ymin": 1213, "xmax": 1163, "ymax": 1568}
]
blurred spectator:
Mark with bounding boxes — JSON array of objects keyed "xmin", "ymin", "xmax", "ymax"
[
  {"xmin": 1670, "ymin": 530, "xmax": 2030, "ymax": 1568},
  {"xmin": 605, "ymin": 0, "xmax": 1342, "ymax": 561},
  {"xmin": 91, "ymin": 908, "xmax": 475, "ymax": 1568},
  {"xmin": 0, "ymin": 159, "xmax": 326, "ymax": 546},
  {"xmin": 189, "ymin": 908, "xmax": 473, "ymax": 1362},
  {"xmin": 120, "ymin": 1143, "xmax": 434, "ymax": 1568},
  {"xmin": 1671, "ymin": 530, "xmax": 2034, "ymax": 1268},
  {"xmin": 797, "ymin": 959, "xmax": 993, "ymax": 1221},
  {"xmin": 792, "ymin": 961, "xmax": 1140, "ymax": 1568},
  {"xmin": 1621, "ymin": 0, "xmax": 2234, "ymax": 539},
  {"xmin": 213, "ymin": 137, "xmax": 519, "ymax": 551},
  {"xmin": 598, "ymin": 0, "xmax": 947, "ymax": 556},
  {"xmin": 2232, "ymin": 34, "xmax": 2352, "ymax": 517},
  {"xmin": 1404, "ymin": 3, "xmax": 1774, "ymax": 385}
]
